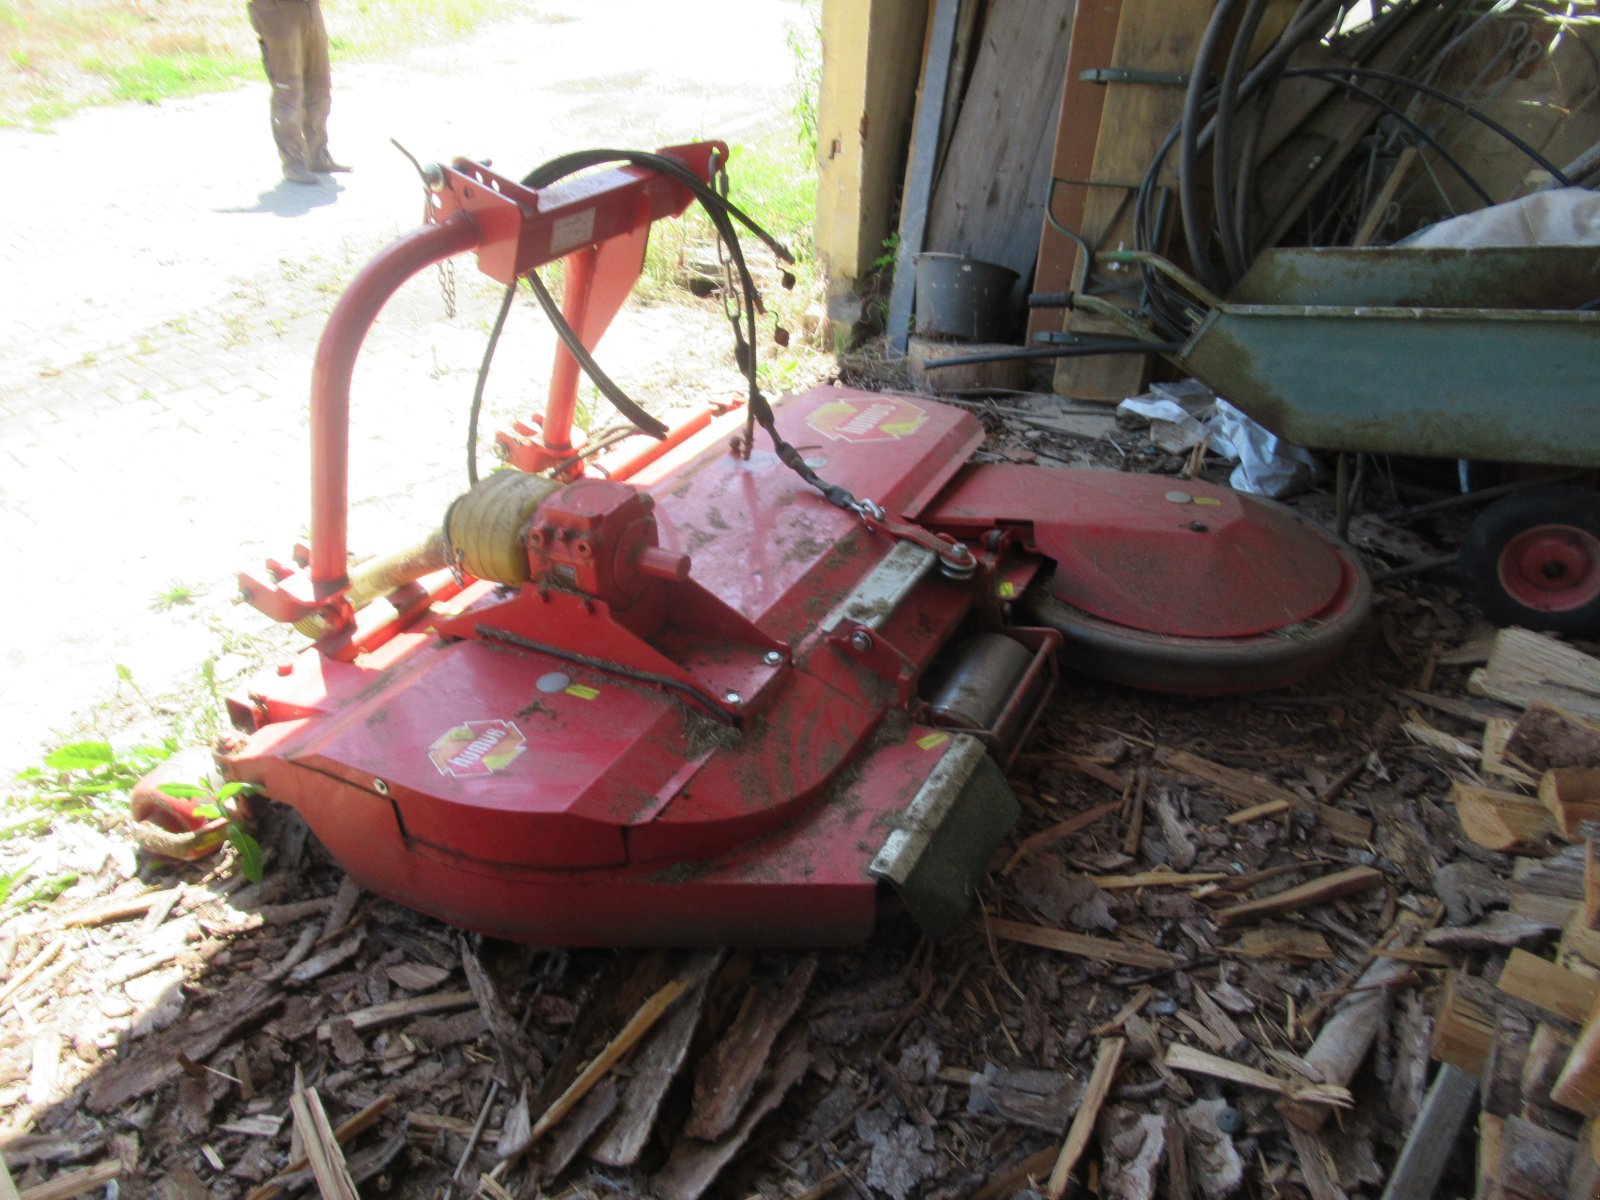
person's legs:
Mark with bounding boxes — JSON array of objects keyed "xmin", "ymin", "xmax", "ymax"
[
  {"xmin": 302, "ymin": 0, "xmax": 348, "ymax": 172},
  {"xmin": 248, "ymin": 0, "xmax": 317, "ymax": 183}
]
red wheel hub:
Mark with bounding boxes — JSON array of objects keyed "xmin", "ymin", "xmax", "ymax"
[{"xmin": 1499, "ymin": 524, "xmax": 1600, "ymax": 612}]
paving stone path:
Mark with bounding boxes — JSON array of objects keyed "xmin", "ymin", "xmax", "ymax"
[{"xmin": 0, "ymin": 0, "xmax": 801, "ymax": 777}]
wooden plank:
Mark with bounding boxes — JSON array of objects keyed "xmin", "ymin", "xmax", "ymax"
[
  {"xmin": 1052, "ymin": 0, "xmax": 1214, "ymax": 401},
  {"xmin": 925, "ymin": 0, "xmax": 1076, "ymax": 281},
  {"xmin": 1377, "ymin": 1064, "xmax": 1479, "ymax": 1200},
  {"xmin": 885, "ymin": 0, "xmax": 961, "ymax": 356},
  {"xmin": 815, "ymin": 0, "xmax": 929, "ymax": 321},
  {"xmin": 1026, "ymin": 0, "xmax": 1123, "ymax": 342},
  {"xmin": 1282, "ymin": 957, "xmax": 1411, "ymax": 1131}
]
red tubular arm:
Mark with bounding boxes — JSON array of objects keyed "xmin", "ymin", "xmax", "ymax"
[{"xmin": 308, "ymin": 214, "xmax": 483, "ymax": 592}]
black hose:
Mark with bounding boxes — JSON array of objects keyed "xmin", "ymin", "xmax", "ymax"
[
  {"xmin": 466, "ymin": 280, "xmax": 518, "ymax": 486},
  {"xmin": 1282, "ymin": 74, "xmax": 1494, "ymax": 206},
  {"xmin": 921, "ymin": 341, "xmax": 1182, "ymax": 370},
  {"xmin": 1180, "ymin": 0, "xmax": 1241, "ymax": 293},
  {"xmin": 1214, "ymin": 0, "xmax": 1272, "ymax": 282},
  {"xmin": 509, "ymin": 149, "xmax": 861, "ymax": 515},
  {"xmin": 1280, "ymin": 66, "xmax": 1576, "ymax": 186},
  {"xmin": 522, "ymin": 270, "xmax": 669, "ymax": 440}
]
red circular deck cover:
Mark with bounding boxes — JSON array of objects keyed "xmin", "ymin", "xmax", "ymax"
[{"xmin": 1034, "ymin": 474, "xmax": 1342, "ymax": 638}]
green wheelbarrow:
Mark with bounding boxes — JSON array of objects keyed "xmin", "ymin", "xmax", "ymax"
[{"xmin": 1073, "ymin": 245, "xmax": 1600, "ymax": 633}]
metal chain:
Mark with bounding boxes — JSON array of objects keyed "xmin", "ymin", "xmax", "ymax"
[{"xmin": 424, "ymin": 195, "xmax": 459, "ymax": 319}]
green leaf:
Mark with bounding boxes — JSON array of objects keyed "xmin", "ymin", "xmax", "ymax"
[
  {"xmin": 115, "ymin": 663, "xmax": 133, "ymax": 683},
  {"xmin": 158, "ymin": 782, "xmax": 211, "ymax": 800},
  {"xmin": 191, "ymin": 803, "xmax": 222, "ymax": 821},
  {"xmin": 227, "ymin": 828, "xmax": 264, "ymax": 884},
  {"xmin": 18, "ymin": 872, "xmax": 76, "ymax": 909},
  {"xmin": 43, "ymin": 741, "xmax": 114, "ymax": 770}
]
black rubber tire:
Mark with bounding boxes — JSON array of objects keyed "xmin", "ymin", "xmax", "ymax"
[{"xmin": 1460, "ymin": 484, "xmax": 1600, "ymax": 636}]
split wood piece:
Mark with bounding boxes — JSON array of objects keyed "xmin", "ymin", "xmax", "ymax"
[
  {"xmin": 1165, "ymin": 1043, "xmax": 1352, "ymax": 1110},
  {"xmin": 973, "ymin": 1148, "xmax": 1062, "ymax": 1200},
  {"xmin": 1545, "ymin": 771, "xmax": 1600, "ymax": 843},
  {"xmin": 1377, "ymin": 1064, "xmax": 1478, "ymax": 1200},
  {"xmin": 52, "ymin": 886, "xmax": 180, "ymax": 930},
  {"xmin": 1224, "ymin": 926, "xmax": 1333, "ymax": 960},
  {"xmin": 1193, "ymin": 987, "xmax": 1248, "ymax": 1058},
  {"xmin": 288, "ymin": 1087, "xmax": 359, "ymax": 1200},
  {"xmin": 1555, "ymin": 997, "xmax": 1600, "ymax": 1117},
  {"xmin": 525, "ymin": 976, "xmax": 688, "ymax": 1149},
  {"xmin": 1479, "ymin": 1112, "xmax": 1505, "ymax": 1199},
  {"xmin": 652, "ymin": 1032, "xmax": 811, "ymax": 1200},
  {"xmin": 1519, "ymin": 844, "xmax": 1588, "ymax": 901},
  {"xmin": 1404, "ymin": 712, "xmax": 1482, "ymax": 763},
  {"xmin": 1431, "ymin": 971, "xmax": 1499, "ymax": 1076},
  {"xmin": 1091, "ymin": 986, "xmax": 1153, "ymax": 1037},
  {"xmin": 458, "ymin": 938, "xmax": 537, "ymax": 1081},
  {"xmin": 988, "ymin": 917, "xmax": 1178, "ymax": 970},
  {"xmin": 314, "ymin": 989, "xmax": 474, "ymax": 1040},
  {"xmin": 1515, "ymin": 889, "xmax": 1582, "ymax": 928},
  {"xmin": 1395, "ymin": 684, "xmax": 1510, "ymax": 726},
  {"xmin": 1159, "ymin": 750, "xmax": 1372, "ymax": 846},
  {"xmin": 14, "ymin": 1163, "xmax": 120, "ymax": 1200},
  {"xmin": 1566, "ymin": 912, "xmax": 1600, "ymax": 971},
  {"xmin": 1002, "ymin": 799, "xmax": 1122, "ymax": 876},
  {"xmin": 0, "ymin": 941, "xmax": 63, "ymax": 1009},
  {"xmin": 1482, "ymin": 1007, "xmax": 1535, "ymax": 1119},
  {"xmin": 1092, "ymin": 870, "xmax": 1229, "ymax": 891},
  {"xmin": 1484, "ymin": 718, "xmax": 1541, "ymax": 788},
  {"xmin": 1449, "ymin": 782, "xmax": 1559, "ymax": 855},
  {"xmin": 86, "ymin": 979, "xmax": 281, "ymax": 1112},
  {"xmin": 1283, "ymin": 956, "xmax": 1412, "ymax": 1131},
  {"xmin": 534, "ymin": 1080, "xmax": 618, "ymax": 1185},
  {"xmin": 590, "ymin": 949, "xmax": 723, "ymax": 1165},
  {"xmin": 1500, "ymin": 949, "xmax": 1600, "ymax": 1025},
  {"xmin": 684, "ymin": 954, "xmax": 813, "ymax": 1142},
  {"xmin": 1588, "ymin": 842, "xmax": 1600, "ymax": 933},
  {"xmin": 1572, "ymin": 1123, "xmax": 1600, "ymax": 1200},
  {"xmin": 1470, "ymin": 629, "xmax": 1600, "ymax": 720},
  {"xmin": 1285, "ymin": 1122, "xmax": 1347, "ymax": 1200},
  {"xmin": 286, "ymin": 932, "xmax": 362, "ymax": 987},
  {"xmin": 1212, "ymin": 866, "xmax": 1383, "ymax": 929},
  {"xmin": 1497, "ymin": 1114, "xmax": 1578, "ymax": 1200},
  {"xmin": 1527, "ymin": 1024, "xmax": 1578, "ymax": 1112},
  {"xmin": 244, "ymin": 1093, "xmax": 396, "ymax": 1200},
  {"xmin": 1508, "ymin": 703, "xmax": 1600, "ymax": 773},
  {"xmin": 1045, "ymin": 1037, "xmax": 1123, "ymax": 1200},
  {"xmin": 1225, "ymin": 799, "xmax": 1289, "ymax": 826}
]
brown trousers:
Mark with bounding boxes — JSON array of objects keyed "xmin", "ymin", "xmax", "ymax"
[{"xmin": 247, "ymin": 0, "xmax": 333, "ymax": 172}]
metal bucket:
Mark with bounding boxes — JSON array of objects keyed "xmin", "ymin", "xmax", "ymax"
[{"xmin": 913, "ymin": 253, "xmax": 1018, "ymax": 342}]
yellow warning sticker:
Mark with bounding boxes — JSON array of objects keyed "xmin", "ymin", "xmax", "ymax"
[
  {"xmin": 998, "ymin": 581, "xmax": 1016, "ymax": 599},
  {"xmin": 916, "ymin": 732, "xmax": 950, "ymax": 751},
  {"xmin": 565, "ymin": 684, "xmax": 600, "ymax": 700},
  {"xmin": 1193, "ymin": 496, "xmax": 1222, "ymax": 507}
]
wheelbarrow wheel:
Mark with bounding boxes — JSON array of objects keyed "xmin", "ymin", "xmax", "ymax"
[{"xmin": 1461, "ymin": 484, "xmax": 1600, "ymax": 635}]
